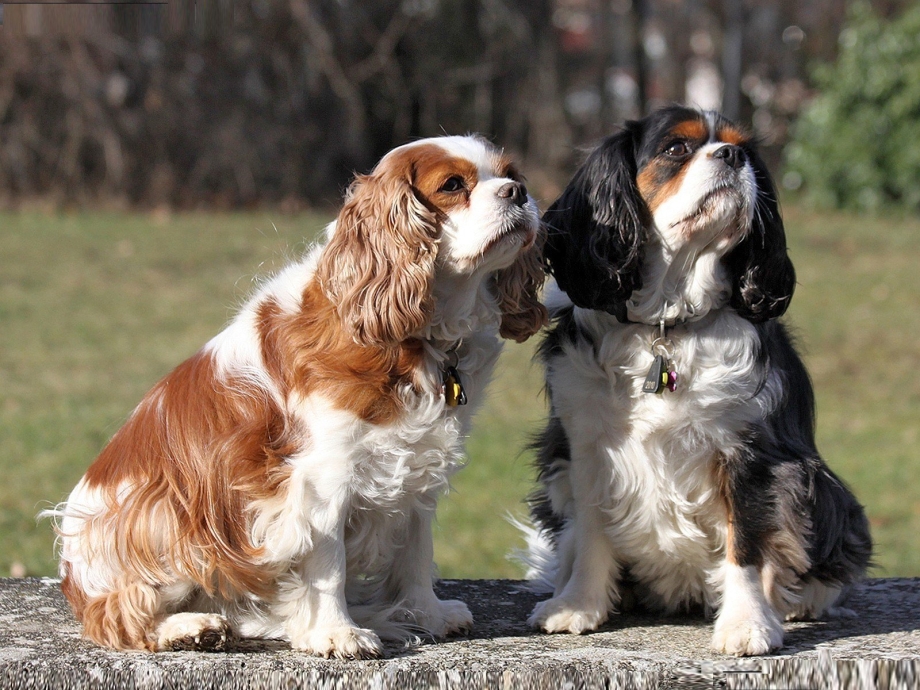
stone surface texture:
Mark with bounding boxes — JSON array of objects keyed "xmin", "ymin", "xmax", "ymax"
[{"xmin": 1, "ymin": 577, "xmax": 918, "ymax": 689}]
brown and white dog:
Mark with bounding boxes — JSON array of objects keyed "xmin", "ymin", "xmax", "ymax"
[
  {"xmin": 522, "ymin": 106, "xmax": 871, "ymax": 655},
  {"xmin": 48, "ymin": 135, "xmax": 546, "ymax": 658}
]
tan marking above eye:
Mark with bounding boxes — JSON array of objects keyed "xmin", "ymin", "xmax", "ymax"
[
  {"xmin": 388, "ymin": 145, "xmax": 478, "ymax": 211},
  {"xmin": 716, "ymin": 125, "xmax": 749, "ymax": 146},
  {"xmin": 670, "ymin": 119, "xmax": 708, "ymax": 141}
]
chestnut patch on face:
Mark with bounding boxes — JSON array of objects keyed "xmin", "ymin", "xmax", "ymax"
[
  {"xmin": 638, "ymin": 160, "xmax": 691, "ymax": 213},
  {"xmin": 382, "ymin": 144, "xmax": 480, "ymax": 215}
]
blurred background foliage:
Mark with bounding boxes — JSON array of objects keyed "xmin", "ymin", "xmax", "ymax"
[
  {"xmin": 786, "ymin": 2, "xmax": 920, "ymax": 212},
  {"xmin": 0, "ymin": 0, "xmax": 913, "ymax": 210}
]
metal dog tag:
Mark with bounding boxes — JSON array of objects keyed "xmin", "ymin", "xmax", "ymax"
[
  {"xmin": 442, "ymin": 366, "xmax": 468, "ymax": 406},
  {"xmin": 642, "ymin": 355, "xmax": 667, "ymax": 394}
]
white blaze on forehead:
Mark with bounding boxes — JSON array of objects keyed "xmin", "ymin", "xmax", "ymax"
[
  {"xmin": 378, "ymin": 135, "xmax": 506, "ymax": 182},
  {"xmin": 431, "ymin": 136, "xmax": 504, "ymax": 181},
  {"xmin": 703, "ymin": 110, "xmax": 720, "ymax": 140}
]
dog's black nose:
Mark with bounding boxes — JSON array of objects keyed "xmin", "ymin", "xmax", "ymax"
[
  {"xmin": 713, "ymin": 144, "xmax": 746, "ymax": 170},
  {"xmin": 497, "ymin": 181, "xmax": 528, "ymax": 207}
]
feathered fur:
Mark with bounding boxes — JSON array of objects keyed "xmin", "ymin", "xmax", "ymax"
[
  {"xmin": 524, "ymin": 106, "xmax": 871, "ymax": 657},
  {"xmin": 47, "ymin": 135, "xmax": 547, "ymax": 658}
]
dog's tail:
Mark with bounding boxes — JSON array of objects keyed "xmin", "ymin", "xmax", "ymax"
[{"xmin": 507, "ymin": 514, "xmax": 557, "ymax": 595}]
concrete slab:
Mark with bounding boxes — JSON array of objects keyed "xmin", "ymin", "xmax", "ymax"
[{"xmin": 1, "ymin": 577, "xmax": 918, "ymax": 689}]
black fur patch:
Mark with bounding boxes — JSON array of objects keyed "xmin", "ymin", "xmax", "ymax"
[
  {"xmin": 527, "ymin": 306, "xmax": 583, "ymax": 544},
  {"xmin": 723, "ymin": 149, "xmax": 797, "ymax": 322},
  {"xmin": 527, "ymin": 415, "xmax": 571, "ymax": 545},
  {"xmin": 541, "ymin": 124, "xmax": 649, "ymax": 319},
  {"xmin": 723, "ymin": 321, "xmax": 872, "ymax": 582}
]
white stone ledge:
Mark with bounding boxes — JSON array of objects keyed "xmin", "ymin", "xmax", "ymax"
[{"xmin": 1, "ymin": 577, "xmax": 918, "ymax": 689}]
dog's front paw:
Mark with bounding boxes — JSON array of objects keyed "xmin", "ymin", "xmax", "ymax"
[
  {"xmin": 291, "ymin": 625, "xmax": 383, "ymax": 659},
  {"xmin": 156, "ymin": 612, "xmax": 233, "ymax": 652},
  {"xmin": 399, "ymin": 595, "xmax": 473, "ymax": 638},
  {"xmin": 527, "ymin": 596, "xmax": 607, "ymax": 634},
  {"xmin": 424, "ymin": 598, "xmax": 473, "ymax": 638},
  {"xmin": 712, "ymin": 612, "xmax": 783, "ymax": 656}
]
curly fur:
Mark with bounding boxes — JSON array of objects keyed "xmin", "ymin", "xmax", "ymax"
[
  {"xmin": 46, "ymin": 135, "xmax": 546, "ymax": 657},
  {"xmin": 316, "ymin": 166, "xmax": 440, "ymax": 347}
]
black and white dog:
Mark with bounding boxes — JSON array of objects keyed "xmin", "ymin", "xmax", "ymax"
[{"xmin": 523, "ymin": 106, "xmax": 871, "ymax": 656}]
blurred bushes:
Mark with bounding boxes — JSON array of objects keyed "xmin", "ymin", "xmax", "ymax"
[
  {"xmin": 0, "ymin": 1, "xmax": 561, "ymax": 209},
  {"xmin": 786, "ymin": 2, "xmax": 920, "ymax": 212},
  {"xmin": 0, "ymin": 0, "xmax": 875, "ymax": 210}
]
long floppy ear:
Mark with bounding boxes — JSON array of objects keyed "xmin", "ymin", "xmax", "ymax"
[
  {"xmin": 724, "ymin": 146, "xmax": 796, "ymax": 323},
  {"xmin": 316, "ymin": 169, "xmax": 439, "ymax": 346},
  {"xmin": 494, "ymin": 224, "xmax": 549, "ymax": 342},
  {"xmin": 542, "ymin": 123, "xmax": 648, "ymax": 318}
]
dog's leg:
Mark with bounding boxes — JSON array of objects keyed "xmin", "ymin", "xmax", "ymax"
[
  {"xmin": 150, "ymin": 581, "xmax": 239, "ymax": 652},
  {"xmin": 527, "ymin": 404, "xmax": 620, "ymax": 634},
  {"xmin": 62, "ymin": 491, "xmax": 237, "ymax": 652},
  {"xmin": 786, "ymin": 580, "xmax": 851, "ymax": 621},
  {"xmin": 527, "ymin": 441, "xmax": 618, "ymax": 634},
  {"xmin": 552, "ymin": 518, "xmax": 577, "ymax": 595},
  {"xmin": 276, "ymin": 428, "xmax": 383, "ymax": 659},
  {"xmin": 385, "ymin": 504, "xmax": 473, "ymax": 638},
  {"xmin": 155, "ymin": 611, "xmax": 234, "ymax": 652},
  {"xmin": 712, "ymin": 561, "xmax": 784, "ymax": 656},
  {"xmin": 711, "ymin": 482, "xmax": 785, "ymax": 656},
  {"xmin": 279, "ymin": 496, "xmax": 383, "ymax": 659},
  {"xmin": 527, "ymin": 505, "xmax": 618, "ymax": 634},
  {"xmin": 76, "ymin": 580, "xmax": 164, "ymax": 651}
]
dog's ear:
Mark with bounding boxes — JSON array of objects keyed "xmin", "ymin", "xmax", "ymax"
[
  {"xmin": 542, "ymin": 124, "xmax": 647, "ymax": 318},
  {"xmin": 316, "ymin": 168, "xmax": 439, "ymax": 346},
  {"xmin": 494, "ymin": 224, "xmax": 549, "ymax": 343},
  {"xmin": 724, "ymin": 146, "xmax": 796, "ymax": 323}
]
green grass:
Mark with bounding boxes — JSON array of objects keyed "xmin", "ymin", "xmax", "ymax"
[
  {"xmin": 781, "ymin": 206, "xmax": 920, "ymax": 577},
  {"xmin": 1, "ymin": 207, "xmax": 918, "ymax": 580}
]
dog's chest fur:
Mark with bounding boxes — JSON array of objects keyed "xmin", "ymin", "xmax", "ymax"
[
  {"xmin": 323, "ymin": 336, "xmax": 502, "ymax": 577},
  {"xmin": 341, "ymin": 394, "xmax": 467, "ymax": 572},
  {"xmin": 546, "ymin": 307, "xmax": 782, "ymax": 609}
]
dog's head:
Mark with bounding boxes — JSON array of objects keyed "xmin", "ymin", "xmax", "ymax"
[
  {"xmin": 543, "ymin": 105, "xmax": 794, "ymax": 324},
  {"xmin": 317, "ymin": 135, "xmax": 547, "ymax": 345}
]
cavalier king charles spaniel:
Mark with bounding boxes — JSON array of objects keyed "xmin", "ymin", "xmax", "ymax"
[
  {"xmin": 522, "ymin": 106, "xmax": 871, "ymax": 656},
  {"xmin": 49, "ymin": 135, "xmax": 546, "ymax": 658}
]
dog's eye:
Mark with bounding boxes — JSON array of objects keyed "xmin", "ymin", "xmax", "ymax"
[
  {"xmin": 439, "ymin": 176, "xmax": 466, "ymax": 193},
  {"xmin": 664, "ymin": 142, "xmax": 691, "ymax": 157}
]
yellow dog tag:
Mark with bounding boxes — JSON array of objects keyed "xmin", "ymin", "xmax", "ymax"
[{"xmin": 442, "ymin": 366, "xmax": 468, "ymax": 406}]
